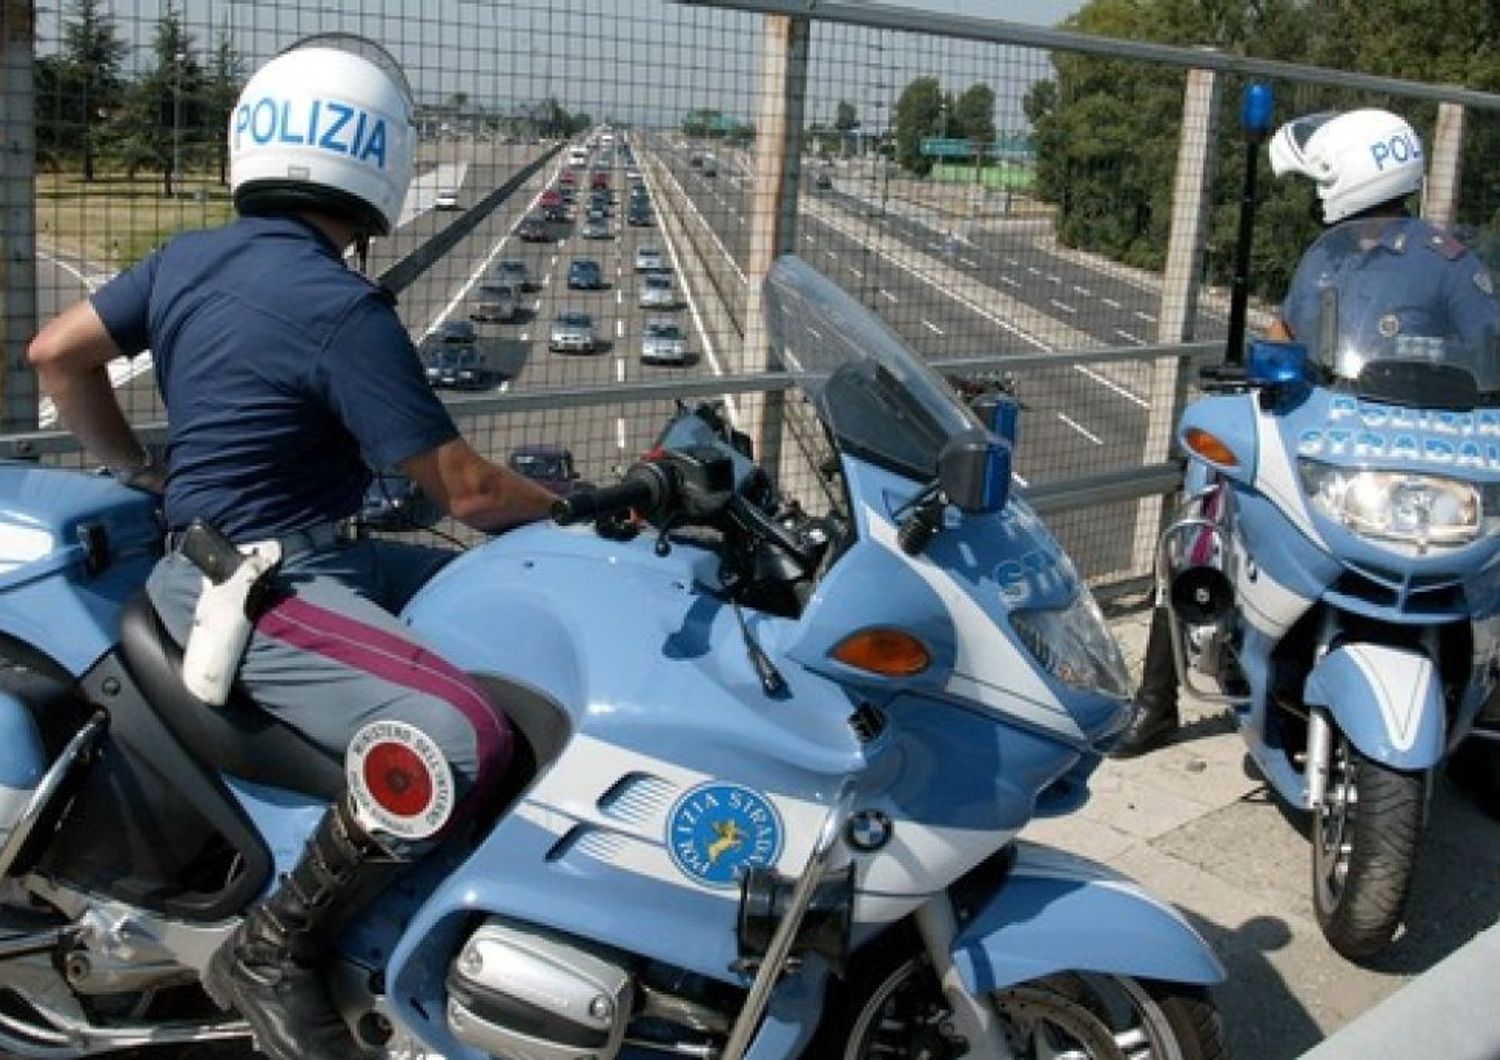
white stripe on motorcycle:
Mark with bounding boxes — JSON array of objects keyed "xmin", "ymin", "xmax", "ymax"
[
  {"xmin": 1342, "ymin": 644, "xmax": 1430, "ymax": 753},
  {"xmin": 1254, "ymin": 404, "xmax": 1328, "ymax": 552}
]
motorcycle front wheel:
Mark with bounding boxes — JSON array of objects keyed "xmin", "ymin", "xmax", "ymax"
[
  {"xmin": 809, "ymin": 940, "xmax": 1227, "ymax": 1060},
  {"xmin": 1311, "ymin": 735, "xmax": 1425, "ymax": 961}
]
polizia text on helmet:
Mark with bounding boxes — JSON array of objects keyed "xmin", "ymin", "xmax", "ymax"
[{"xmin": 235, "ymin": 98, "xmax": 391, "ymax": 169}]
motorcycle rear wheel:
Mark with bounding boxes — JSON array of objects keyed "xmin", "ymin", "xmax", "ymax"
[
  {"xmin": 810, "ymin": 938, "xmax": 1226, "ymax": 1060},
  {"xmin": 1311, "ymin": 736, "xmax": 1425, "ymax": 961}
]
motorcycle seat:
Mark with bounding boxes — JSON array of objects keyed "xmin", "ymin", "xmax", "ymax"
[{"xmin": 117, "ymin": 592, "xmax": 344, "ymax": 800}]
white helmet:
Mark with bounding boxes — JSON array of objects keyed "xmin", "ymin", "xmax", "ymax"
[
  {"xmin": 1268, "ymin": 108, "xmax": 1425, "ymax": 224},
  {"xmin": 229, "ymin": 34, "xmax": 415, "ymax": 237}
]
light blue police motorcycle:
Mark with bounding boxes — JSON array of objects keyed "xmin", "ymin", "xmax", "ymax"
[
  {"xmin": 0, "ymin": 256, "xmax": 1225, "ymax": 1057},
  {"xmin": 1159, "ymin": 278, "xmax": 1500, "ymax": 960}
]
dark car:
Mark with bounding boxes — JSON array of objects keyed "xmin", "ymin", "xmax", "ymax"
[
  {"xmin": 438, "ymin": 319, "xmax": 477, "ymax": 344},
  {"xmin": 424, "ymin": 347, "xmax": 492, "ymax": 390},
  {"xmin": 627, "ymin": 203, "xmax": 653, "ymax": 227},
  {"xmin": 815, "ymin": 172, "xmax": 833, "ymax": 191},
  {"xmin": 357, "ymin": 471, "xmax": 439, "ymax": 531},
  {"xmin": 567, "ymin": 259, "xmax": 604, "ymax": 289},
  {"xmin": 507, "ymin": 444, "xmax": 587, "ymax": 496},
  {"xmin": 517, "ymin": 214, "xmax": 551, "ymax": 242}
]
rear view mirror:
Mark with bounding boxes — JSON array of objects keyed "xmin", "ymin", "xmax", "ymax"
[{"xmin": 939, "ymin": 428, "xmax": 1011, "ymax": 514}]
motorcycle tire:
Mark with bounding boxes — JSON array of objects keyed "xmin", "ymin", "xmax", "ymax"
[
  {"xmin": 806, "ymin": 930, "xmax": 1227, "ymax": 1060},
  {"xmin": 1448, "ymin": 737, "xmax": 1500, "ymax": 823},
  {"xmin": 1311, "ymin": 738, "xmax": 1425, "ymax": 961}
]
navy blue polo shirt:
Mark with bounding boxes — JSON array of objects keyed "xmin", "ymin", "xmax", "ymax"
[{"xmin": 92, "ymin": 215, "xmax": 458, "ymax": 540}]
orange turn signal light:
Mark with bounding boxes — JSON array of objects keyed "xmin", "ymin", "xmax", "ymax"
[
  {"xmin": 1183, "ymin": 428, "xmax": 1238, "ymax": 468},
  {"xmin": 831, "ymin": 629, "xmax": 931, "ymax": 677}
]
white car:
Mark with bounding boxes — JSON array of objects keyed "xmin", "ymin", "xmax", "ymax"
[
  {"xmin": 641, "ymin": 318, "xmax": 687, "ymax": 365},
  {"xmin": 549, "ymin": 310, "xmax": 597, "ymax": 354},
  {"xmin": 634, "ymin": 246, "xmax": 666, "ymax": 272},
  {"xmin": 435, "ymin": 187, "xmax": 460, "ymax": 210},
  {"xmin": 495, "ymin": 259, "xmax": 531, "ymax": 291},
  {"xmin": 639, "ymin": 273, "xmax": 677, "ymax": 310}
]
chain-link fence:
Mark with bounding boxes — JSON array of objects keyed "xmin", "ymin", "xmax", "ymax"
[{"xmin": 6, "ymin": 0, "xmax": 1500, "ymax": 585}]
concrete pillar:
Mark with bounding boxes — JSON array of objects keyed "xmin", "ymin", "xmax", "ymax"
[
  {"xmin": 1137, "ymin": 66, "xmax": 1221, "ymax": 572},
  {"xmin": 741, "ymin": 13, "xmax": 809, "ymax": 480},
  {"xmin": 1423, "ymin": 102, "xmax": 1465, "ymax": 229},
  {"xmin": 1, "ymin": 0, "xmax": 39, "ymax": 431}
]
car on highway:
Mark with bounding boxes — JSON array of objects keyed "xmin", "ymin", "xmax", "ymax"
[
  {"xmin": 425, "ymin": 347, "xmax": 492, "ymax": 390},
  {"xmin": 634, "ymin": 246, "xmax": 666, "ymax": 272},
  {"xmin": 627, "ymin": 204, "xmax": 653, "ymax": 227},
  {"xmin": 495, "ymin": 258, "xmax": 531, "ymax": 291},
  {"xmin": 507, "ymin": 444, "xmax": 585, "ymax": 497},
  {"xmin": 438, "ymin": 319, "xmax": 477, "ymax": 345},
  {"xmin": 559, "ymin": 169, "xmax": 577, "ymax": 188},
  {"xmin": 357, "ymin": 471, "xmax": 438, "ymax": 532},
  {"xmin": 540, "ymin": 188, "xmax": 568, "ymax": 221},
  {"xmin": 639, "ymin": 272, "xmax": 677, "ymax": 310},
  {"xmin": 581, "ymin": 218, "xmax": 613, "ymax": 240},
  {"xmin": 590, "ymin": 170, "xmax": 609, "ymax": 190},
  {"xmin": 589, "ymin": 189, "xmax": 612, "ymax": 211},
  {"xmin": 626, "ymin": 168, "xmax": 642, "ymax": 184},
  {"xmin": 549, "ymin": 310, "xmax": 597, "ymax": 354},
  {"xmin": 641, "ymin": 318, "xmax": 688, "ymax": 366},
  {"xmin": 567, "ymin": 259, "xmax": 604, "ymax": 290},
  {"xmin": 517, "ymin": 214, "xmax": 551, "ymax": 242},
  {"xmin": 435, "ymin": 187, "xmax": 460, "ymax": 210},
  {"xmin": 471, "ymin": 282, "xmax": 519, "ymax": 323},
  {"xmin": 815, "ymin": 172, "xmax": 833, "ymax": 191},
  {"xmin": 701, "ymin": 154, "xmax": 718, "ymax": 177}
]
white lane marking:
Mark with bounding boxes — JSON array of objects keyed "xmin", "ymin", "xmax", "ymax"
[
  {"xmin": 1047, "ymin": 274, "xmax": 1062, "ymax": 285},
  {"xmin": 1114, "ymin": 328, "xmax": 1146, "ymax": 346},
  {"xmin": 616, "ymin": 358, "xmax": 625, "ymax": 382},
  {"xmin": 1012, "ymin": 470, "xmax": 1030, "ymax": 488},
  {"xmin": 1134, "ymin": 310, "xmax": 1157, "ymax": 323},
  {"xmin": 1049, "ymin": 298, "xmax": 1076, "ymax": 315},
  {"xmin": 520, "ymin": 332, "xmax": 529, "ymax": 341},
  {"xmin": 1057, "ymin": 412, "xmax": 1104, "ymax": 445},
  {"xmin": 1000, "ymin": 276, "xmax": 1021, "ymax": 288},
  {"xmin": 541, "ymin": 274, "xmax": 550, "ymax": 288},
  {"xmin": 616, "ymin": 417, "xmax": 627, "ymax": 449},
  {"xmin": 880, "ymin": 289, "xmax": 897, "ymax": 303},
  {"xmin": 616, "ymin": 319, "xmax": 625, "ymax": 338},
  {"xmin": 38, "ymin": 250, "xmax": 109, "ymax": 292},
  {"xmin": 616, "ymin": 289, "xmax": 623, "ymax": 304},
  {"xmin": 550, "ymin": 254, "xmax": 558, "ymax": 267},
  {"xmin": 1006, "ymin": 257, "xmax": 1019, "ymax": 266},
  {"xmin": 849, "ymin": 265, "xmax": 864, "ymax": 278},
  {"xmin": 1073, "ymin": 285, "xmax": 1093, "ymax": 297},
  {"xmin": 960, "ymin": 257, "xmax": 979, "ymax": 268},
  {"xmin": 922, "ymin": 319, "xmax": 944, "ymax": 335},
  {"xmin": 928, "ymin": 241, "xmax": 942, "ymax": 251},
  {"xmin": 1103, "ymin": 297, "xmax": 1122, "ymax": 309},
  {"xmin": 1026, "ymin": 266, "xmax": 1040, "ymax": 275},
  {"xmin": 824, "ymin": 249, "xmax": 837, "ymax": 260},
  {"xmin": 1073, "ymin": 364, "xmax": 1149, "ymax": 408}
]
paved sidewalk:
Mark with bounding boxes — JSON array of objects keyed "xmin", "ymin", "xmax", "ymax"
[{"xmin": 1041, "ymin": 602, "xmax": 1500, "ymax": 1059}]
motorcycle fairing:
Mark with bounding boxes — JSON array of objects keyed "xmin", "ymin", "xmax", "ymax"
[
  {"xmin": 1304, "ymin": 643, "xmax": 1446, "ymax": 771},
  {"xmin": 1179, "ymin": 394, "xmax": 1259, "ymax": 483},
  {"xmin": 948, "ymin": 842, "xmax": 1224, "ymax": 991}
]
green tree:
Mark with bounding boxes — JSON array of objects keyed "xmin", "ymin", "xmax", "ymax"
[
  {"xmin": 893, "ymin": 75, "xmax": 943, "ymax": 175},
  {"xmin": 835, "ymin": 99, "xmax": 858, "ymax": 132},
  {"xmin": 204, "ymin": 24, "xmax": 247, "ymax": 184},
  {"xmin": 53, "ymin": 0, "xmax": 129, "ymax": 180},
  {"xmin": 109, "ymin": 10, "xmax": 205, "ymax": 196},
  {"xmin": 951, "ymin": 83, "xmax": 996, "ymax": 146}
]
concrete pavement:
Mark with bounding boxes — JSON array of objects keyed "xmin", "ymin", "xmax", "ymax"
[{"xmin": 1054, "ymin": 596, "xmax": 1500, "ymax": 1059}]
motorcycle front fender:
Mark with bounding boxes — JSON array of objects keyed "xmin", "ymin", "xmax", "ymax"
[
  {"xmin": 948, "ymin": 842, "xmax": 1224, "ymax": 992},
  {"xmin": 1304, "ymin": 643, "xmax": 1445, "ymax": 771}
]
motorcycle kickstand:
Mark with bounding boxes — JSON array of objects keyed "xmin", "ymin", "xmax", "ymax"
[{"xmin": 913, "ymin": 897, "xmax": 1016, "ymax": 1060}]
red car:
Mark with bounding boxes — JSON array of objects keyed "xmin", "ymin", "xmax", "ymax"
[
  {"xmin": 559, "ymin": 170, "xmax": 577, "ymax": 187},
  {"xmin": 590, "ymin": 170, "xmax": 609, "ymax": 191}
]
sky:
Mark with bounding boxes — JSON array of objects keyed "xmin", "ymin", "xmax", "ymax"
[{"xmin": 38, "ymin": 0, "xmax": 1090, "ymax": 132}]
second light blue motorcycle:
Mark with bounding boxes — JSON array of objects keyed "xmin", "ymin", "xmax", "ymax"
[{"xmin": 1159, "ymin": 274, "xmax": 1500, "ymax": 960}]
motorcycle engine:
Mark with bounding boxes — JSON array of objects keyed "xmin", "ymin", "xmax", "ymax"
[{"xmin": 446, "ymin": 918, "xmax": 633, "ymax": 1060}]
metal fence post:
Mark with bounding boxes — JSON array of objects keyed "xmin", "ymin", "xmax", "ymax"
[
  {"xmin": 1424, "ymin": 101, "xmax": 1466, "ymax": 228},
  {"xmin": 741, "ymin": 13, "xmax": 809, "ymax": 481},
  {"xmin": 1, "ymin": 0, "xmax": 39, "ymax": 432},
  {"xmin": 1138, "ymin": 66, "xmax": 1220, "ymax": 569}
]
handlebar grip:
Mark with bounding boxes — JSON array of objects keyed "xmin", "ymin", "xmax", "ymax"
[{"xmin": 551, "ymin": 468, "xmax": 665, "ymax": 525}]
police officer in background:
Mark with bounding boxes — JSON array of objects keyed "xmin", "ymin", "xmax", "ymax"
[
  {"xmin": 1114, "ymin": 107, "xmax": 1500, "ymax": 758},
  {"xmin": 26, "ymin": 36, "xmax": 557, "ymax": 1059}
]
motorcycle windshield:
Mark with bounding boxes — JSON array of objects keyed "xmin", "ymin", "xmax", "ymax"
[
  {"xmin": 1287, "ymin": 219, "xmax": 1500, "ymax": 400},
  {"xmin": 764, "ymin": 255, "xmax": 980, "ymax": 482}
]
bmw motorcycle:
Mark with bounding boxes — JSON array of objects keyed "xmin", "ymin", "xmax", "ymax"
[
  {"xmin": 1158, "ymin": 277, "xmax": 1500, "ymax": 960},
  {"xmin": 0, "ymin": 256, "xmax": 1226, "ymax": 1058}
]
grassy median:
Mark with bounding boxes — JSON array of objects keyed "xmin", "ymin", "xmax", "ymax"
[{"xmin": 34, "ymin": 171, "xmax": 234, "ymax": 273}]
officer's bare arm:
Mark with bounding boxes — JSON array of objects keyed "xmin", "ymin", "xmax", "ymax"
[
  {"xmin": 28, "ymin": 301, "xmax": 154, "ymax": 476},
  {"xmin": 402, "ymin": 438, "xmax": 557, "ymax": 532}
]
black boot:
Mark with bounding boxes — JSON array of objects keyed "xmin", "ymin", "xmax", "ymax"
[
  {"xmin": 1111, "ymin": 606, "xmax": 1181, "ymax": 759},
  {"xmin": 204, "ymin": 796, "xmax": 405, "ymax": 1060}
]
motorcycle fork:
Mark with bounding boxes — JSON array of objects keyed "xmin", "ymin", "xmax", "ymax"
[{"xmin": 913, "ymin": 897, "xmax": 1015, "ymax": 1060}]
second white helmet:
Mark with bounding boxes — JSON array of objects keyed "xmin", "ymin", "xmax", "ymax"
[
  {"xmin": 1268, "ymin": 108, "xmax": 1424, "ymax": 224},
  {"xmin": 229, "ymin": 35, "xmax": 415, "ymax": 237}
]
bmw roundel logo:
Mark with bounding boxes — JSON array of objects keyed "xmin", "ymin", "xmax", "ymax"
[{"xmin": 666, "ymin": 782, "xmax": 784, "ymax": 889}]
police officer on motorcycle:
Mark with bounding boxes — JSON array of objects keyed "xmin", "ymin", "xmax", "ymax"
[
  {"xmin": 26, "ymin": 35, "xmax": 556, "ymax": 1059},
  {"xmin": 1114, "ymin": 107, "xmax": 1500, "ymax": 758}
]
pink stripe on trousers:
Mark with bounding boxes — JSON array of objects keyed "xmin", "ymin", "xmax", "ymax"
[{"xmin": 255, "ymin": 595, "xmax": 510, "ymax": 810}]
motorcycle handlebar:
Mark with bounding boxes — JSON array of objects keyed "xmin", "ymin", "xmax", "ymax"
[{"xmin": 551, "ymin": 464, "xmax": 669, "ymax": 525}]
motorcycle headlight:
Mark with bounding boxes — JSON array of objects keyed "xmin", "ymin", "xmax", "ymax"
[
  {"xmin": 1010, "ymin": 586, "xmax": 1131, "ymax": 699},
  {"xmin": 1298, "ymin": 459, "xmax": 1481, "ymax": 550}
]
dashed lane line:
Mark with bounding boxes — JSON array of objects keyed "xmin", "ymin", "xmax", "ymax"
[{"xmin": 1057, "ymin": 412, "xmax": 1104, "ymax": 446}]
